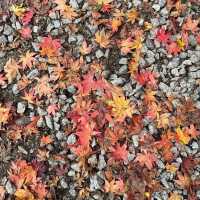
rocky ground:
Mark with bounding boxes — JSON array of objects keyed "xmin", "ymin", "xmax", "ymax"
[{"xmin": 0, "ymin": 0, "xmax": 200, "ymax": 200}]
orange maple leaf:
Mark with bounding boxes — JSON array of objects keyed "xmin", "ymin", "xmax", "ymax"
[
  {"xmin": 176, "ymin": 127, "xmax": 190, "ymax": 145},
  {"xmin": 127, "ymin": 8, "xmax": 138, "ymax": 24},
  {"xmin": 19, "ymin": 51, "xmax": 35, "ymax": 70},
  {"xmin": 22, "ymin": 90, "xmax": 36, "ymax": 104},
  {"xmin": 175, "ymin": 172, "xmax": 191, "ymax": 189},
  {"xmin": 19, "ymin": 26, "xmax": 32, "ymax": 39},
  {"xmin": 39, "ymin": 36, "xmax": 61, "ymax": 57},
  {"xmin": 15, "ymin": 189, "xmax": 34, "ymax": 200},
  {"xmin": 55, "ymin": 0, "xmax": 78, "ymax": 20},
  {"xmin": 182, "ymin": 16, "xmax": 199, "ymax": 33},
  {"xmin": 79, "ymin": 40, "xmax": 92, "ymax": 55},
  {"xmin": 4, "ymin": 58, "xmax": 20, "ymax": 83},
  {"xmin": 41, "ymin": 135, "xmax": 53, "ymax": 145},
  {"xmin": 104, "ymin": 178, "xmax": 125, "ymax": 194},
  {"xmin": 135, "ymin": 150, "xmax": 157, "ymax": 170},
  {"xmin": 0, "ymin": 105, "xmax": 10, "ymax": 126},
  {"xmin": 110, "ymin": 17, "xmax": 122, "ymax": 32},
  {"xmin": 95, "ymin": 29, "xmax": 110, "ymax": 48}
]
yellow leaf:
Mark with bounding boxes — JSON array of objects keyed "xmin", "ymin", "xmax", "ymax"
[
  {"xmin": 15, "ymin": 189, "xmax": 34, "ymax": 200},
  {"xmin": 0, "ymin": 105, "xmax": 10, "ymax": 126},
  {"xmin": 169, "ymin": 192, "xmax": 182, "ymax": 200},
  {"xmin": 165, "ymin": 163, "xmax": 178, "ymax": 173},
  {"xmin": 177, "ymin": 38, "xmax": 185, "ymax": 50},
  {"xmin": 127, "ymin": 8, "xmax": 138, "ymax": 24},
  {"xmin": 107, "ymin": 93, "xmax": 134, "ymax": 122},
  {"xmin": 157, "ymin": 113, "xmax": 170, "ymax": 129},
  {"xmin": 10, "ymin": 4, "xmax": 26, "ymax": 17},
  {"xmin": 176, "ymin": 127, "xmax": 190, "ymax": 145},
  {"xmin": 95, "ymin": 29, "xmax": 110, "ymax": 48}
]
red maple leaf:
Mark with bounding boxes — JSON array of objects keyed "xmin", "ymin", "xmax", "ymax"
[
  {"xmin": 21, "ymin": 10, "xmax": 34, "ymax": 25},
  {"xmin": 19, "ymin": 26, "xmax": 32, "ymax": 39},
  {"xmin": 135, "ymin": 71, "xmax": 157, "ymax": 87},
  {"xmin": 156, "ymin": 28, "xmax": 171, "ymax": 44},
  {"xmin": 110, "ymin": 143, "xmax": 128, "ymax": 161},
  {"xmin": 47, "ymin": 104, "xmax": 59, "ymax": 116},
  {"xmin": 166, "ymin": 41, "xmax": 181, "ymax": 55}
]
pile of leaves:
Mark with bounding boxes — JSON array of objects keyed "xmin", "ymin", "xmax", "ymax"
[{"xmin": 0, "ymin": 0, "xmax": 200, "ymax": 199}]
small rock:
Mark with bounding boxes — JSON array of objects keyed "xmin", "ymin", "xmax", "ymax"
[
  {"xmin": 0, "ymin": 35, "xmax": 7, "ymax": 44},
  {"xmin": 33, "ymin": 26, "xmax": 39, "ymax": 33},
  {"xmin": 52, "ymin": 20, "xmax": 61, "ymax": 28},
  {"xmin": 15, "ymin": 21, "xmax": 21, "ymax": 30},
  {"xmin": 3, "ymin": 24, "xmax": 13, "ymax": 35},
  {"xmin": 68, "ymin": 170, "xmax": 75, "ymax": 177},
  {"xmin": 67, "ymin": 134, "xmax": 76, "ymax": 145},
  {"xmin": 70, "ymin": 0, "xmax": 79, "ymax": 9},
  {"xmin": 60, "ymin": 179, "xmax": 68, "ymax": 188},
  {"xmin": 88, "ymin": 155, "xmax": 97, "ymax": 166},
  {"xmin": 119, "ymin": 57, "xmax": 128, "ymax": 65},
  {"xmin": 15, "ymin": 116, "xmax": 31, "ymax": 126},
  {"xmin": 132, "ymin": 135, "xmax": 139, "ymax": 147},
  {"xmin": 191, "ymin": 142, "xmax": 198, "ymax": 149},
  {"xmin": 67, "ymin": 85, "xmax": 76, "ymax": 94},
  {"xmin": 27, "ymin": 69, "xmax": 39, "ymax": 79},
  {"xmin": 5, "ymin": 181, "xmax": 15, "ymax": 194},
  {"xmin": 71, "ymin": 163, "xmax": 80, "ymax": 172},
  {"xmin": 90, "ymin": 175, "xmax": 100, "ymax": 191},
  {"xmin": 98, "ymin": 154, "xmax": 106, "ymax": 170},
  {"xmin": 152, "ymin": 4, "xmax": 160, "ymax": 12},
  {"xmin": 56, "ymin": 131, "xmax": 65, "ymax": 140},
  {"xmin": 45, "ymin": 115, "xmax": 54, "ymax": 129},
  {"xmin": 17, "ymin": 102, "xmax": 26, "ymax": 114},
  {"xmin": 95, "ymin": 49, "xmax": 104, "ymax": 58},
  {"xmin": 68, "ymin": 35, "xmax": 77, "ymax": 43},
  {"xmin": 8, "ymin": 35, "xmax": 13, "ymax": 42}
]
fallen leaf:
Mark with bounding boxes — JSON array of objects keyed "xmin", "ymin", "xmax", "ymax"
[
  {"xmin": 19, "ymin": 51, "xmax": 35, "ymax": 70},
  {"xmin": 166, "ymin": 41, "xmax": 181, "ymax": 55},
  {"xmin": 135, "ymin": 150, "xmax": 157, "ymax": 170},
  {"xmin": 110, "ymin": 143, "xmax": 128, "ymax": 161},
  {"xmin": 176, "ymin": 127, "xmax": 190, "ymax": 145},
  {"xmin": 95, "ymin": 29, "xmax": 110, "ymax": 48},
  {"xmin": 127, "ymin": 8, "xmax": 138, "ymax": 24},
  {"xmin": 169, "ymin": 192, "xmax": 182, "ymax": 200},
  {"xmin": 19, "ymin": 26, "xmax": 32, "ymax": 39},
  {"xmin": 182, "ymin": 16, "xmax": 199, "ymax": 33},
  {"xmin": 104, "ymin": 178, "xmax": 125, "ymax": 194},
  {"xmin": 21, "ymin": 10, "xmax": 34, "ymax": 25},
  {"xmin": 156, "ymin": 28, "xmax": 171, "ymax": 44},
  {"xmin": 39, "ymin": 36, "xmax": 61, "ymax": 57},
  {"xmin": 175, "ymin": 172, "xmax": 190, "ymax": 189},
  {"xmin": 15, "ymin": 189, "xmax": 34, "ymax": 200},
  {"xmin": 79, "ymin": 40, "xmax": 92, "ymax": 55},
  {"xmin": 10, "ymin": 4, "xmax": 26, "ymax": 17},
  {"xmin": 0, "ymin": 186, "xmax": 5, "ymax": 200},
  {"xmin": 4, "ymin": 58, "xmax": 20, "ymax": 83}
]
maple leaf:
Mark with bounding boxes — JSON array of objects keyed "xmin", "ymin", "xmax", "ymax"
[
  {"xmin": 0, "ymin": 74, "xmax": 6, "ymax": 86},
  {"xmin": 95, "ymin": 29, "xmax": 110, "ymax": 48},
  {"xmin": 196, "ymin": 33, "xmax": 200, "ymax": 45},
  {"xmin": 39, "ymin": 36, "xmax": 61, "ymax": 57},
  {"xmin": 35, "ymin": 76, "xmax": 54, "ymax": 97},
  {"xmin": 31, "ymin": 182, "xmax": 47, "ymax": 199},
  {"xmin": 19, "ymin": 26, "xmax": 32, "ymax": 39},
  {"xmin": 109, "ymin": 143, "xmax": 128, "ymax": 161},
  {"xmin": 9, "ymin": 160, "xmax": 37, "ymax": 188},
  {"xmin": 107, "ymin": 93, "xmax": 134, "ymax": 122},
  {"xmin": 166, "ymin": 163, "xmax": 178, "ymax": 174},
  {"xmin": 55, "ymin": 0, "xmax": 78, "ymax": 20},
  {"xmin": 119, "ymin": 37, "xmax": 135, "ymax": 54},
  {"xmin": 110, "ymin": 17, "xmax": 122, "ymax": 32},
  {"xmin": 41, "ymin": 135, "xmax": 53, "ymax": 145},
  {"xmin": 21, "ymin": 10, "xmax": 34, "ymax": 25},
  {"xmin": 166, "ymin": 41, "xmax": 181, "ymax": 55},
  {"xmin": 155, "ymin": 28, "xmax": 171, "ymax": 44},
  {"xmin": 0, "ymin": 104, "xmax": 10, "ymax": 127},
  {"xmin": 10, "ymin": 4, "xmax": 26, "ymax": 17},
  {"xmin": 79, "ymin": 40, "xmax": 92, "ymax": 55},
  {"xmin": 156, "ymin": 113, "xmax": 170, "ymax": 129},
  {"xmin": 176, "ymin": 127, "xmax": 190, "ymax": 145},
  {"xmin": 104, "ymin": 178, "xmax": 125, "ymax": 194},
  {"xmin": 22, "ymin": 90, "xmax": 36, "ymax": 105},
  {"xmin": 0, "ymin": 186, "xmax": 5, "ymax": 200},
  {"xmin": 135, "ymin": 71, "xmax": 157, "ymax": 87},
  {"xmin": 127, "ymin": 8, "xmax": 138, "ymax": 24},
  {"xmin": 47, "ymin": 104, "xmax": 59, "ymax": 116},
  {"xmin": 15, "ymin": 189, "xmax": 34, "ymax": 200},
  {"xmin": 182, "ymin": 16, "xmax": 199, "ymax": 33},
  {"xmin": 185, "ymin": 124, "xmax": 199, "ymax": 139},
  {"xmin": 175, "ymin": 172, "xmax": 191, "ymax": 189},
  {"xmin": 168, "ymin": 192, "xmax": 182, "ymax": 200},
  {"xmin": 19, "ymin": 51, "xmax": 35, "ymax": 70},
  {"xmin": 72, "ymin": 144, "xmax": 91, "ymax": 157},
  {"xmin": 4, "ymin": 58, "xmax": 20, "ymax": 84},
  {"xmin": 135, "ymin": 150, "xmax": 157, "ymax": 170}
]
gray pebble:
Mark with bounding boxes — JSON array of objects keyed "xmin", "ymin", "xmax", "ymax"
[
  {"xmin": 5, "ymin": 181, "xmax": 15, "ymax": 194},
  {"xmin": 3, "ymin": 24, "xmax": 13, "ymax": 35},
  {"xmin": 119, "ymin": 57, "xmax": 128, "ymax": 65},
  {"xmin": 98, "ymin": 154, "xmax": 106, "ymax": 170},
  {"xmin": 17, "ymin": 102, "xmax": 26, "ymax": 114},
  {"xmin": 88, "ymin": 155, "xmax": 97, "ymax": 166},
  {"xmin": 70, "ymin": 0, "xmax": 79, "ymax": 9},
  {"xmin": 27, "ymin": 69, "xmax": 39, "ymax": 79},
  {"xmin": 152, "ymin": 4, "xmax": 160, "ymax": 12},
  {"xmin": 0, "ymin": 35, "xmax": 7, "ymax": 44},
  {"xmin": 90, "ymin": 175, "xmax": 101, "ymax": 191},
  {"xmin": 45, "ymin": 115, "xmax": 54, "ymax": 129},
  {"xmin": 56, "ymin": 131, "xmax": 65, "ymax": 140},
  {"xmin": 67, "ymin": 134, "xmax": 76, "ymax": 145},
  {"xmin": 60, "ymin": 179, "xmax": 68, "ymax": 188},
  {"xmin": 95, "ymin": 49, "xmax": 104, "ymax": 58}
]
